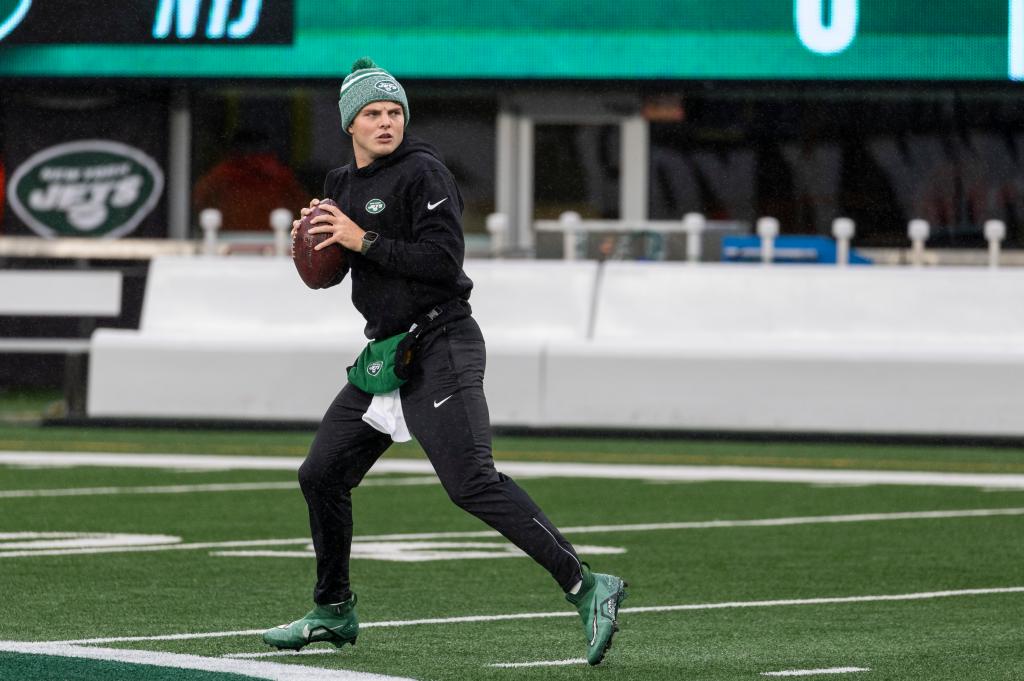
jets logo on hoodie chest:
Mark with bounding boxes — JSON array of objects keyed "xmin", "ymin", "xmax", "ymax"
[{"xmin": 350, "ymin": 185, "xmax": 402, "ymax": 238}]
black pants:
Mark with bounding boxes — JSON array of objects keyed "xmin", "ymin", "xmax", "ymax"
[{"xmin": 298, "ymin": 315, "xmax": 583, "ymax": 604}]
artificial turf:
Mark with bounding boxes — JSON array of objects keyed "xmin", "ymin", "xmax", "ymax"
[{"xmin": 1, "ymin": 429, "xmax": 1023, "ymax": 679}]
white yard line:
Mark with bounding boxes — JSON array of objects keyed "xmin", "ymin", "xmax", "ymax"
[
  {"xmin": 3, "ymin": 452, "xmax": 1024, "ymax": 489},
  {"xmin": 620, "ymin": 586, "xmax": 1024, "ymax": 613},
  {"xmin": 359, "ymin": 507, "xmax": 1024, "ymax": 541},
  {"xmin": 65, "ymin": 628, "xmax": 267, "ymax": 645},
  {"xmin": 0, "ymin": 477, "xmax": 437, "ymax": 499},
  {"xmin": 485, "ymin": 660, "xmax": 865, "ymax": 672},
  {"xmin": 0, "ymin": 452, "xmax": 306, "ymax": 471},
  {"xmin": 488, "ymin": 658, "xmax": 588, "ymax": 668},
  {"xmin": 4, "ymin": 506, "xmax": 1022, "ymax": 559},
  {"xmin": 59, "ymin": 586, "xmax": 1024, "ymax": 646},
  {"xmin": 762, "ymin": 668, "xmax": 870, "ymax": 677},
  {"xmin": 0, "ymin": 532, "xmax": 180, "ymax": 550},
  {"xmin": 225, "ymin": 648, "xmax": 342, "ymax": 659},
  {"xmin": 0, "ymin": 482, "xmax": 297, "ymax": 498},
  {"xmin": 0, "ymin": 537, "xmax": 310, "ymax": 559},
  {"xmin": 211, "ymin": 542, "xmax": 624, "ymax": 562},
  {"xmin": 0, "ymin": 641, "xmax": 413, "ymax": 681}
]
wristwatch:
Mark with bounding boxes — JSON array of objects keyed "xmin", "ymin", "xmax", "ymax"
[{"xmin": 360, "ymin": 231, "xmax": 379, "ymax": 255}]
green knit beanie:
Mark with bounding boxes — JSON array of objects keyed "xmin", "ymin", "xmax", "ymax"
[{"xmin": 338, "ymin": 57, "xmax": 410, "ymax": 135}]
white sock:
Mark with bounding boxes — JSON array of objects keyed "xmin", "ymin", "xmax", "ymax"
[{"xmin": 569, "ymin": 579, "xmax": 583, "ymax": 595}]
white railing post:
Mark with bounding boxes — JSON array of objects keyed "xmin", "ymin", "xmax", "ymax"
[
  {"xmin": 683, "ymin": 212, "xmax": 706, "ymax": 263},
  {"xmin": 756, "ymin": 217, "xmax": 779, "ymax": 265},
  {"xmin": 984, "ymin": 219, "xmax": 1006, "ymax": 269},
  {"xmin": 560, "ymin": 211, "xmax": 582, "ymax": 261},
  {"xmin": 831, "ymin": 217, "xmax": 855, "ymax": 267},
  {"xmin": 270, "ymin": 208, "xmax": 293, "ymax": 257},
  {"xmin": 486, "ymin": 212, "xmax": 509, "ymax": 259},
  {"xmin": 907, "ymin": 219, "xmax": 930, "ymax": 267},
  {"xmin": 198, "ymin": 208, "xmax": 222, "ymax": 256}
]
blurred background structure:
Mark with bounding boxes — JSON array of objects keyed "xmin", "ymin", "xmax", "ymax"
[{"xmin": 1, "ymin": 0, "xmax": 1023, "ymax": 437}]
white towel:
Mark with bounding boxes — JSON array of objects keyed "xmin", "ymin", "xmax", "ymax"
[{"xmin": 361, "ymin": 389, "xmax": 411, "ymax": 442}]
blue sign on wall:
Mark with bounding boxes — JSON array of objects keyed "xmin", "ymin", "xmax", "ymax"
[{"xmin": 722, "ymin": 235, "xmax": 872, "ymax": 264}]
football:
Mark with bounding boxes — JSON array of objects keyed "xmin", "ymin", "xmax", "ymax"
[{"xmin": 292, "ymin": 198, "xmax": 349, "ymax": 289}]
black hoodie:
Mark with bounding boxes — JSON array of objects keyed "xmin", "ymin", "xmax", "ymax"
[{"xmin": 323, "ymin": 137, "xmax": 474, "ymax": 339}]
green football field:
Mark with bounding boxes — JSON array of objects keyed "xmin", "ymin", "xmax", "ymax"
[{"xmin": 1, "ymin": 426, "xmax": 1023, "ymax": 681}]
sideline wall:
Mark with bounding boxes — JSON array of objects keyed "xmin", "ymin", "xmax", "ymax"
[{"xmin": 88, "ymin": 257, "xmax": 1024, "ymax": 437}]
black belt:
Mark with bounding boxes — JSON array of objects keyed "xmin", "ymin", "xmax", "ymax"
[{"xmin": 394, "ymin": 298, "xmax": 472, "ymax": 379}]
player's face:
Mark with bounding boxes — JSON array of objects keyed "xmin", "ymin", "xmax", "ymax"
[{"xmin": 348, "ymin": 102, "xmax": 405, "ymax": 167}]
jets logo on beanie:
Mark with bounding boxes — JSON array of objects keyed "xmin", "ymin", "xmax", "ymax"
[{"xmin": 338, "ymin": 57, "xmax": 410, "ymax": 135}]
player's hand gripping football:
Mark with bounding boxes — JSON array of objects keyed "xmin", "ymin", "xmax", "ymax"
[
  {"xmin": 291, "ymin": 198, "xmax": 319, "ymax": 234},
  {"xmin": 291, "ymin": 198, "xmax": 319, "ymax": 258},
  {"xmin": 291, "ymin": 198, "xmax": 350, "ymax": 289},
  {"xmin": 299, "ymin": 200, "xmax": 366, "ymax": 253}
]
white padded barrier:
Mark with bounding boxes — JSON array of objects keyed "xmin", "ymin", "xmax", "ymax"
[
  {"xmin": 88, "ymin": 256, "xmax": 366, "ymax": 421},
  {"xmin": 88, "ymin": 257, "xmax": 598, "ymax": 424},
  {"xmin": 88, "ymin": 256, "xmax": 1024, "ymax": 436},
  {"xmin": 543, "ymin": 263, "xmax": 1024, "ymax": 436},
  {"xmin": 463, "ymin": 260, "xmax": 597, "ymax": 424}
]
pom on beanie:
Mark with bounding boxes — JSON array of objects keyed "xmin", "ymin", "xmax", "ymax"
[{"xmin": 338, "ymin": 57, "xmax": 410, "ymax": 134}]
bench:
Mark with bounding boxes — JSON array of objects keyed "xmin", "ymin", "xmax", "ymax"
[{"xmin": 1, "ymin": 270, "xmax": 123, "ymax": 415}]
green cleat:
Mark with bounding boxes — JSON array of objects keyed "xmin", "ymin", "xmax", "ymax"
[
  {"xmin": 565, "ymin": 564, "xmax": 627, "ymax": 666},
  {"xmin": 262, "ymin": 595, "xmax": 359, "ymax": 652}
]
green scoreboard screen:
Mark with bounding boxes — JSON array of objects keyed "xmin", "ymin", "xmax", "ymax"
[{"xmin": 1, "ymin": 0, "xmax": 1022, "ymax": 80}]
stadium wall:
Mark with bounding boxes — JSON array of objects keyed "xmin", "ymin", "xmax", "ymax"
[{"xmin": 86, "ymin": 256, "xmax": 1024, "ymax": 437}]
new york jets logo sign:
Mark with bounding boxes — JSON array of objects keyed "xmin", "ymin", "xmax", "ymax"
[
  {"xmin": 366, "ymin": 361, "xmax": 383, "ymax": 376},
  {"xmin": 365, "ymin": 198, "xmax": 385, "ymax": 214},
  {"xmin": 7, "ymin": 139, "xmax": 164, "ymax": 239},
  {"xmin": 0, "ymin": 0, "xmax": 32, "ymax": 42},
  {"xmin": 374, "ymin": 79, "xmax": 399, "ymax": 93}
]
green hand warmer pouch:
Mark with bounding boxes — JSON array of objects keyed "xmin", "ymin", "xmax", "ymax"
[{"xmin": 346, "ymin": 332, "xmax": 409, "ymax": 394}]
